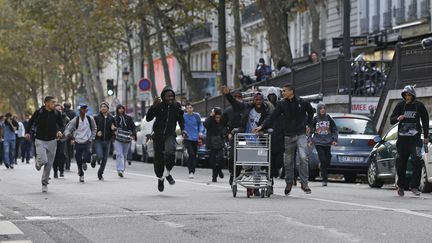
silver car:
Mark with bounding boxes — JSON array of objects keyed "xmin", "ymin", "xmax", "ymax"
[{"xmin": 309, "ymin": 113, "xmax": 378, "ymax": 182}]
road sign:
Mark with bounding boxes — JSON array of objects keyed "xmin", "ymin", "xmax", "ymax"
[
  {"xmin": 138, "ymin": 78, "xmax": 152, "ymax": 92},
  {"xmin": 332, "ymin": 36, "xmax": 368, "ymax": 48},
  {"xmin": 139, "ymin": 91, "xmax": 151, "ymax": 101}
]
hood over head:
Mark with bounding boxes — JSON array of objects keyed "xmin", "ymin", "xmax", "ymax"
[
  {"xmin": 116, "ymin": 104, "xmax": 125, "ymax": 114},
  {"xmin": 161, "ymin": 86, "xmax": 175, "ymax": 100},
  {"xmin": 316, "ymin": 103, "xmax": 326, "ymax": 116},
  {"xmin": 401, "ymin": 85, "xmax": 416, "ymax": 99},
  {"xmin": 266, "ymin": 87, "xmax": 279, "ymax": 100}
]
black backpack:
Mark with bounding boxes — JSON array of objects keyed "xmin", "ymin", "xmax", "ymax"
[{"xmin": 75, "ymin": 115, "xmax": 93, "ymax": 130}]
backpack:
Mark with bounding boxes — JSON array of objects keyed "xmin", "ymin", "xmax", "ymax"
[{"xmin": 75, "ymin": 115, "xmax": 93, "ymax": 130}]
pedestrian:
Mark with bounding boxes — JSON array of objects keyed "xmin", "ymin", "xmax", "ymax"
[
  {"xmin": 63, "ymin": 102, "xmax": 76, "ymax": 171},
  {"xmin": 52, "ymin": 104, "xmax": 70, "ymax": 178},
  {"xmin": 255, "ymin": 84, "xmax": 314, "ymax": 195},
  {"xmin": 276, "ymin": 59, "xmax": 291, "ymax": 76},
  {"xmin": 390, "ymin": 85, "xmax": 429, "ymax": 196},
  {"xmin": 238, "ymin": 70, "xmax": 253, "ymax": 89},
  {"xmin": 1, "ymin": 113, "xmax": 18, "ymax": 169},
  {"xmin": 310, "ymin": 103, "xmax": 338, "ymax": 186},
  {"xmin": 223, "ymin": 86, "xmax": 274, "ymax": 195},
  {"xmin": 204, "ymin": 107, "xmax": 226, "ymax": 182},
  {"xmin": 21, "ymin": 115, "xmax": 32, "ymax": 164},
  {"xmin": 146, "ymin": 87, "xmax": 185, "ymax": 192},
  {"xmin": 183, "ymin": 102, "xmax": 203, "ymax": 179},
  {"xmin": 113, "ymin": 104, "xmax": 136, "ymax": 178},
  {"xmin": 93, "ymin": 102, "xmax": 116, "ymax": 180},
  {"xmin": 310, "ymin": 51, "xmax": 319, "ymax": 63},
  {"xmin": 255, "ymin": 58, "xmax": 272, "ymax": 82},
  {"xmin": 13, "ymin": 115, "xmax": 25, "ymax": 164},
  {"xmin": 25, "ymin": 96, "xmax": 65, "ymax": 192},
  {"xmin": 64, "ymin": 104, "xmax": 97, "ymax": 183},
  {"xmin": 222, "ymin": 90, "xmax": 245, "ymax": 186}
]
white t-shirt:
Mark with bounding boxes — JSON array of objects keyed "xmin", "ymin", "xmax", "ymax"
[{"xmin": 74, "ymin": 117, "xmax": 91, "ymax": 144}]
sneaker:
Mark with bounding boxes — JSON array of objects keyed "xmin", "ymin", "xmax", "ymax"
[
  {"xmin": 158, "ymin": 179, "xmax": 164, "ymax": 192},
  {"xmin": 10, "ymin": 165, "xmax": 14, "ymax": 169},
  {"xmin": 21, "ymin": 158, "xmax": 24, "ymax": 163},
  {"xmin": 188, "ymin": 173, "xmax": 194, "ymax": 179},
  {"xmin": 26, "ymin": 160, "xmax": 30, "ymax": 164},
  {"xmin": 128, "ymin": 160, "xmax": 132, "ymax": 165},
  {"xmin": 284, "ymin": 182, "xmax": 293, "ymax": 195},
  {"xmin": 322, "ymin": 181, "xmax": 328, "ymax": 187},
  {"xmin": 42, "ymin": 185, "xmax": 48, "ymax": 193},
  {"xmin": 54, "ymin": 172, "xmax": 58, "ymax": 179},
  {"xmin": 411, "ymin": 188, "xmax": 421, "ymax": 196},
  {"xmin": 79, "ymin": 176, "xmax": 85, "ymax": 183},
  {"xmin": 5, "ymin": 163, "xmax": 9, "ymax": 169},
  {"xmin": 82, "ymin": 163, "xmax": 87, "ymax": 171},
  {"xmin": 218, "ymin": 170, "xmax": 224, "ymax": 179},
  {"xmin": 118, "ymin": 172, "xmax": 124, "ymax": 178},
  {"xmin": 35, "ymin": 160, "xmax": 44, "ymax": 171},
  {"xmin": 59, "ymin": 172, "xmax": 64, "ymax": 178},
  {"xmin": 212, "ymin": 177, "xmax": 217, "ymax": 182},
  {"xmin": 397, "ymin": 187, "xmax": 404, "ymax": 197},
  {"xmin": 98, "ymin": 176, "xmax": 104, "ymax": 181},
  {"xmin": 166, "ymin": 175, "xmax": 175, "ymax": 185},
  {"xmin": 91, "ymin": 160, "xmax": 96, "ymax": 168},
  {"xmin": 301, "ymin": 183, "xmax": 312, "ymax": 194}
]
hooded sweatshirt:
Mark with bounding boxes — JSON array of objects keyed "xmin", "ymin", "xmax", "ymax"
[
  {"xmin": 390, "ymin": 85, "xmax": 429, "ymax": 138},
  {"xmin": 146, "ymin": 87, "xmax": 184, "ymax": 137},
  {"xmin": 312, "ymin": 103, "xmax": 338, "ymax": 146},
  {"xmin": 114, "ymin": 104, "xmax": 136, "ymax": 135}
]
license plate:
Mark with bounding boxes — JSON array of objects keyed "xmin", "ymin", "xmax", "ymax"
[{"xmin": 338, "ymin": 156, "xmax": 365, "ymax": 163}]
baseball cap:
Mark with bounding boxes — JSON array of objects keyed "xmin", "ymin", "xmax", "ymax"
[{"xmin": 78, "ymin": 104, "xmax": 88, "ymax": 109}]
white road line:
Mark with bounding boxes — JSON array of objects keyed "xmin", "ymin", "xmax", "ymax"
[
  {"xmin": 116, "ymin": 170, "xmax": 432, "ymax": 220},
  {"xmin": 0, "ymin": 241, "xmax": 32, "ymax": 243},
  {"xmin": 0, "ymin": 221, "xmax": 24, "ymax": 235}
]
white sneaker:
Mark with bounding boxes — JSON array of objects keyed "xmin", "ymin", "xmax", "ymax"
[
  {"xmin": 189, "ymin": 173, "xmax": 194, "ymax": 179},
  {"xmin": 42, "ymin": 185, "xmax": 48, "ymax": 193},
  {"xmin": 79, "ymin": 176, "xmax": 85, "ymax": 183}
]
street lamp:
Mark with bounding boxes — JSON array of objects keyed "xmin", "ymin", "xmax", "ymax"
[{"xmin": 122, "ymin": 68, "xmax": 130, "ymax": 111}]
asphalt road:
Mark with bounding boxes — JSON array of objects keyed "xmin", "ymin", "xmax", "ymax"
[{"xmin": 1, "ymin": 159, "xmax": 431, "ymax": 243}]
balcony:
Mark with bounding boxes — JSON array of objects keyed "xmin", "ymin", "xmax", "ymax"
[
  {"xmin": 372, "ymin": 15, "xmax": 380, "ymax": 32},
  {"xmin": 394, "ymin": 7, "xmax": 406, "ymax": 25},
  {"xmin": 241, "ymin": 3, "xmax": 263, "ymax": 25},
  {"xmin": 383, "ymin": 11, "xmax": 392, "ymax": 28},
  {"xmin": 420, "ymin": 0, "xmax": 431, "ymax": 18},
  {"xmin": 360, "ymin": 18, "xmax": 369, "ymax": 34}
]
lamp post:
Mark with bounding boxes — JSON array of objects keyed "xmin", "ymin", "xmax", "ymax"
[{"xmin": 122, "ymin": 68, "xmax": 130, "ymax": 111}]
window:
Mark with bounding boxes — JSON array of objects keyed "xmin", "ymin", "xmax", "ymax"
[{"xmin": 333, "ymin": 117, "xmax": 378, "ymax": 135}]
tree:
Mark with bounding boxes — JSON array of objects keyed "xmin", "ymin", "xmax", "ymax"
[
  {"xmin": 305, "ymin": 0, "xmax": 321, "ymax": 55},
  {"xmin": 232, "ymin": 0, "xmax": 242, "ymax": 87}
]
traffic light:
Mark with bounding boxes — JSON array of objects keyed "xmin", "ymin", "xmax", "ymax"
[{"xmin": 107, "ymin": 79, "xmax": 115, "ymax": 96}]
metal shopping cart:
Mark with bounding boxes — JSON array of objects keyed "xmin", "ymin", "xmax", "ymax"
[{"xmin": 232, "ymin": 132, "xmax": 272, "ymax": 198}]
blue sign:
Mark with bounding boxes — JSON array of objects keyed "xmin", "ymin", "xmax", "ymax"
[{"xmin": 138, "ymin": 78, "xmax": 152, "ymax": 91}]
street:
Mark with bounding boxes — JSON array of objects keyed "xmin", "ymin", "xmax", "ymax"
[{"xmin": 1, "ymin": 159, "xmax": 432, "ymax": 243}]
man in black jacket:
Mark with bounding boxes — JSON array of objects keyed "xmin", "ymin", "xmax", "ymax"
[
  {"xmin": 93, "ymin": 102, "xmax": 116, "ymax": 180},
  {"xmin": 146, "ymin": 87, "xmax": 185, "ymax": 192},
  {"xmin": 390, "ymin": 85, "xmax": 429, "ymax": 196},
  {"xmin": 25, "ymin": 96, "xmax": 64, "ymax": 193},
  {"xmin": 256, "ymin": 84, "xmax": 314, "ymax": 195}
]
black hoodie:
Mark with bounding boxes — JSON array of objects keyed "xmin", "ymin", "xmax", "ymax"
[
  {"xmin": 114, "ymin": 105, "xmax": 136, "ymax": 136},
  {"xmin": 146, "ymin": 87, "xmax": 184, "ymax": 137}
]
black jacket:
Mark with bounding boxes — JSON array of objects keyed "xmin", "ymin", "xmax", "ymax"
[
  {"xmin": 262, "ymin": 96, "xmax": 314, "ymax": 136},
  {"xmin": 146, "ymin": 87, "xmax": 184, "ymax": 137},
  {"xmin": 390, "ymin": 100, "xmax": 429, "ymax": 138},
  {"xmin": 26, "ymin": 106, "xmax": 64, "ymax": 141},
  {"xmin": 204, "ymin": 116, "xmax": 226, "ymax": 150},
  {"xmin": 94, "ymin": 113, "xmax": 115, "ymax": 141},
  {"xmin": 222, "ymin": 106, "xmax": 243, "ymax": 134}
]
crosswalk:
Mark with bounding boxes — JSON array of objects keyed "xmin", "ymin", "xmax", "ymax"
[{"xmin": 0, "ymin": 214, "xmax": 32, "ymax": 243}]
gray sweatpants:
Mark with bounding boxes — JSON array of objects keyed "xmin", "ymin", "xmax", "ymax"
[
  {"xmin": 283, "ymin": 134, "xmax": 309, "ymax": 185},
  {"xmin": 35, "ymin": 139, "xmax": 57, "ymax": 186}
]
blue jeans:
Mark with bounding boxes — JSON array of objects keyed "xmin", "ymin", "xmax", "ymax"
[
  {"xmin": 75, "ymin": 143, "xmax": 91, "ymax": 177},
  {"xmin": 21, "ymin": 139, "xmax": 32, "ymax": 162},
  {"xmin": 95, "ymin": 140, "xmax": 110, "ymax": 177},
  {"xmin": 3, "ymin": 139, "xmax": 16, "ymax": 167},
  {"xmin": 114, "ymin": 140, "xmax": 130, "ymax": 172}
]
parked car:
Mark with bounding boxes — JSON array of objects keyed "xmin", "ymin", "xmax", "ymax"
[
  {"xmin": 130, "ymin": 121, "xmax": 142, "ymax": 161},
  {"xmin": 367, "ymin": 121, "xmax": 432, "ymax": 193},
  {"xmin": 308, "ymin": 113, "xmax": 379, "ymax": 182}
]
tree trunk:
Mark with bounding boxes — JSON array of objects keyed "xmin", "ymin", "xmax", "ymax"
[
  {"xmin": 306, "ymin": 0, "xmax": 320, "ymax": 54},
  {"xmin": 153, "ymin": 9, "xmax": 172, "ymax": 88},
  {"xmin": 218, "ymin": 0, "xmax": 227, "ymax": 86},
  {"xmin": 125, "ymin": 24, "xmax": 138, "ymax": 120},
  {"xmin": 79, "ymin": 47, "xmax": 98, "ymax": 110},
  {"xmin": 256, "ymin": 0, "xmax": 293, "ymax": 66},
  {"xmin": 232, "ymin": 0, "xmax": 242, "ymax": 88},
  {"xmin": 142, "ymin": 19, "xmax": 158, "ymax": 97}
]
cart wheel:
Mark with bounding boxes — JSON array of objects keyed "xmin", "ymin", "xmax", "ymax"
[
  {"xmin": 260, "ymin": 189, "xmax": 265, "ymax": 198},
  {"xmin": 232, "ymin": 185, "xmax": 237, "ymax": 198}
]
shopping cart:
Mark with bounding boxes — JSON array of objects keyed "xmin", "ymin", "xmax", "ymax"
[{"xmin": 232, "ymin": 132, "xmax": 272, "ymax": 198}]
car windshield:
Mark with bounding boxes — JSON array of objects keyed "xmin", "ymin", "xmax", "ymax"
[{"xmin": 333, "ymin": 117, "xmax": 377, "ymax": 135}]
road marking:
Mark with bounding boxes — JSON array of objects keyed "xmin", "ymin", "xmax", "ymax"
[
  {"xmin": 0, "ymin": 241, "xmax": 32, "ymax": 243},
  {"xmin": 117, "ymin": 170, "xmax": 432, "ymax": 220},
  {"xmin": 159, "ymin": 220, "xmax": 185, "ymax": 228},
  {"xmin": 0, "ymin": 221, "xmax": 24, "ymax": 235},
  {"xmin": 25, "ymin": 216, "xmax": 54, "ymax": 221}
]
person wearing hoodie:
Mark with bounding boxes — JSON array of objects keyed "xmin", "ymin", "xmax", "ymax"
[
  {"xmin": 255, "ymin": 58, "xmax": 272, "ymax": 82},
  {"xmin": 255, "ymin": 84, "xmax": 314, "ymax": 195},
  {"xmin": 113, "ymin": 104, "xmax": 136, "ymax": 178},
  {"xmin": 64, "ymin": 104, "xmax": 97, "ymax": 183},
  {"xmin": 390, "ymin": 85, "xmax": 429, "ymax": 197},
  {"xmin": 146, "ymin": 87, "xmax": 185, "ymax": 192},
  {"xmin": 311, "ymin": 103, "xmax": 338, "ymax": 186},
  {"xmin": 93, "ymin": 102, "xmax": 116, "ymax": 180}
]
